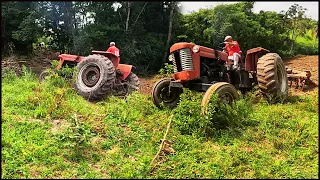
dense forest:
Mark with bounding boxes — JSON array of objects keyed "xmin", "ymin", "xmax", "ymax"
[{"xmin": 1, "ymin": 1, "xmax": 318, "ymax": 73}]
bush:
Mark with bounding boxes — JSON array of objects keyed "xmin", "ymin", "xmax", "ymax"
[
  {"xmin": 173, "ymin": 90, "xmax": 208, "ymax": 137},
  {"xmin": 173, "ymin": 90, "xmax": 253, "ymax": 137},
  {"xmin": 2, "ymin": 69, "xmax": 18, "ymax": 82},
  {"xmin": 295, "ymin": 43, "xmax": 318, "ymax": 55},
  {"xmin": 158, "ymin": 63, "xmax": 174, "ymax": 75},
  {"xmin": 205, "ymin": 94, "xmax": 253, "ymax": 131}
]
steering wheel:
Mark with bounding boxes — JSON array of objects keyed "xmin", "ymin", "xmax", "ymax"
[{"xmin": 217, "ymin": 42, "xmax": 226, "ymax": 51}]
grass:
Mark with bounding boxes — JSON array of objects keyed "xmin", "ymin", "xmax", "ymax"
[{"xmin": 1, "ymin": 67, "xmax": 318, "ymax": 179}]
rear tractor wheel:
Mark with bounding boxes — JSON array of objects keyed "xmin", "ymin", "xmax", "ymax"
[
  {"xmin": 152, "ymin": 78, "xmax": 183, "ymax": 109},
  {"xmin": 74, "ymin": 55, "xmax": 116, "ymax": 101},
  {"xmin": 257, "ymin": 53, "xmax": 288, "ymax": 103},
  {"xmin": 201, "ymin": 82, "xmax": 239, "ymax": 115}
]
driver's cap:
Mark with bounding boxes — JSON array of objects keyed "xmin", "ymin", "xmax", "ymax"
[
  {"xmin": 110, "ymin": 42, "xmax": 115, "ymax": 46},
  {"xmin": 224, "ymin": 36, "xmax": 232, "ymax": 41}
]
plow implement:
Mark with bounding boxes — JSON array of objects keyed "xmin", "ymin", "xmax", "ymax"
[{"xmin": 285, "ymin": 66, "xmax": 316, "ymax": 89}]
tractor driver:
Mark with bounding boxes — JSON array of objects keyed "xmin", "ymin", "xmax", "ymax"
[
  {"xmin": 223, "ymin": 36, "xmax": 241, "ymax": 70},
  {"xmin": 107, "ymin": 42, "xmax": 120, "ymax": 57}
]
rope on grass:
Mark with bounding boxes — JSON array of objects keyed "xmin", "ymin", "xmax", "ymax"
[{"xmin": 149, "ymin": 114, "xmax": 174, "ymax": 166}]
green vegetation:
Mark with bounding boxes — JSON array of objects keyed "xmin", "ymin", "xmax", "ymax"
[
  {"xmin": 1, "ymin": 2, "xmax": 319, "ymax": 178},
  {"xmin": 1, "ymin": 2, "xmax": 318, "ymax": 73},
  {"xmin": 2, "ymin": 67, "xmax": 318, "ymax": 178}
]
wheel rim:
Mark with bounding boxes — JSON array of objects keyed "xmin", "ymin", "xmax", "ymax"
[
  {"xmin": 276, "ymin": 62, "xmax": 287, "ymax": 93},
  {"xmin": 80, "ymin": 64, "xmax": 101, "ymax": 87},
  {"xmin": 160, "ymin": 87, "xmax": 178, "ymax": 103},
  {"xmin": 219, "ymin": 92, "xmax": 234, "ymax": 104}
]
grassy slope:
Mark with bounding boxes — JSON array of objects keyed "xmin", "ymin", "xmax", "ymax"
[{"xmin": 1, "ymin": 70, "xmax": 318, "ymax": 179}]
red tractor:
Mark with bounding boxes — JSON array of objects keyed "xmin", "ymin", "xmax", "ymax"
[
  {"xmin": 152, "ymin": 42, "xmax": 288, "ymax": 114},
  {"xmin": 40, "ymin": 50, "xmax": 139, "ymax": 101}
]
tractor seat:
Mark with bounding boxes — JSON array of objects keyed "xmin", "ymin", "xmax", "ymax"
[{"xmin": 226, "ymin": 51, "xmax": 244, "ymax": 65}]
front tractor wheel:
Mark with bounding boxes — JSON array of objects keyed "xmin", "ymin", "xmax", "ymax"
[
  {"xmin": 39, "ymin": 70, "xmax": 51, "ymax": 83},
  {"xmin": 257, "ymin": 53, "xmax": 288, "ymax": 103},
  {"xmin": 152, "ymin": 78, "xmax": 183, "ymax": 109},
  {"xmin": 201, "ymin": 82, "xmax": 239, "ymax": 115},
  {"xmin": 74, "ymin": 55, "xmax": 116, "ymax": 101}
]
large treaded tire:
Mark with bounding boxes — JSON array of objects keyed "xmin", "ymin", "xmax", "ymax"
[
  {"xmin": 152, "ymin": 78, "xmax": 182, "ymax": 109},
  {"xmin": 125, "ymin": 72, "xmax": 140, "ymax": 93},
  {"xmin": 257, "ymin": 53, "xmax": 288, "ymax": 103},
  {"xmin": 74, "ymin": 55, "xmax": 116, "ymax": 101},
  {"xmin": 201, "ymin": 82, "xmax": 239, "ymax": 115}
]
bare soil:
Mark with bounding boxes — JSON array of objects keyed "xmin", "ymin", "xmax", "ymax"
[{"xmin": 138, "ymin": 75, "xmax": 164, "ymax": 95}]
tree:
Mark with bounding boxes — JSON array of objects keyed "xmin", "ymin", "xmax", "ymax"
[
  {"xmin": 162, "ymin": 1, "xmax": 178, "ymax": 64},
  {"xmin": 284, "ymin": 4, "xmax": 308, "ymax": 52},
  {"xmin": 1, "ymin": 2, "xmax": 42, "ymax": 55}
]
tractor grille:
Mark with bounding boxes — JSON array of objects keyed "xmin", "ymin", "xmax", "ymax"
[
  {"xmin": 170, "ymin": 54, "xmax": 178, "ymax": 73},
  {"xmin": 171, "ymin": 48, "xmax": 194, "ymax": 73}
]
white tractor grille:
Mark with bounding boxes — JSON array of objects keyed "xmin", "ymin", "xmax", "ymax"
[
  {"xmin": 179, "ymin": 48, "xmax": 194, "ymax": 71},
  {"xmin": 170, "ymin": 54, "xmax": 178, "ymax": 73}
]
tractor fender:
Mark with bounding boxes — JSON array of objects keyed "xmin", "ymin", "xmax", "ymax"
[
  {"xmin": 91, "ymin": 51, "xmax": 120, "ymax": 68},
  {"xmin": 244, "ymin": 47, "xmax": 270, "ymax": 72},
  {"xmin": 117, "ymin": 64, "xmax": 133, "ymax": 80}
]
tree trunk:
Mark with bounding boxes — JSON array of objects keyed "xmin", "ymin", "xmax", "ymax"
[
  {"xmin": 132, "ymin": 2, "xmax": 148, "ymax": 28},
  {"xmin": 125, "ymin": 2, "xmax": 131, "ymax": 33},
  {"xmin": 162, "ymin": 2, "xmax": 177, "ymax": 64}
]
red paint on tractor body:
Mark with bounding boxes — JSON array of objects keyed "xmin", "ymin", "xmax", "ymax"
[
  {"xmin": 169, "ymin": 43, "xmax": 271, "ymax": 82},
  {"xmin": 117, "ymin": 64, "xmax": 132, "ymax": 80},
  {"xmin": 169, "ymin": 42, "xmax": 229, "ymax": 82},
  {"xmin": 57, "ymin": 54, "xmax": 84, "ymax": 69},
  {"xmin": 56, "ymin": 51, "xmax": 132, "ymax": 80}
]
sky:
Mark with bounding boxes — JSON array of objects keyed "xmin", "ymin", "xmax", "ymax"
[{"xmin": 180, "ymin": 1, "xmax": 319, "ymax": 20}]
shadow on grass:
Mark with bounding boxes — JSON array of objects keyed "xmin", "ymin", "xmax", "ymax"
[
  {"xmin": 63, "ymin": 146, "xmax": 101, "ymax": 163},
  {"xmin": 284, "ymin": 95, "xmax": 305, "ymax": 104},
  {"xmin": 204, "ymin": 117, "xmax": 261, "ymax": 141}
]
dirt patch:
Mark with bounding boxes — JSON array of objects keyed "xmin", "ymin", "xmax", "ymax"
[
  {"xmin": 138, "ymin": 75, "xmax": 165, "ymax": 95},
  {"xmin": 2, "ymin": 49, "xmax": 59, "ymax": 76},
  {"xmin": 1, "ymin": 55, "xmax": 25, "ymax": 76}
]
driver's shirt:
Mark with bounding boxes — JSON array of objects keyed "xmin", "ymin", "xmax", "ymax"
[
  {"xmin": 224, "ymin": 41, "xmax": 241, "ymax": 56},
  {"xmin": 107, "ymin": 46, "xmax": 120, "ymax": 57}
]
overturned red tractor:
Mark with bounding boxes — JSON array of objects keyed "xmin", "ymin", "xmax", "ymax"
[
  {"xmin": 152, "ymin": 42, "xmax": 289, "ymax": 114},
  {"xmin": 40, "ymin": 51, "xmax": 139, "ymax": 101}
]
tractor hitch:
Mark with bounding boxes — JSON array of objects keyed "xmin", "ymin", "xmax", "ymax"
[{"xmin": 169, "ymin": 81, "xmax": 183, "ymax": 88}]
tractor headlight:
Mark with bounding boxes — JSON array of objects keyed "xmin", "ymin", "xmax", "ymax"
[
  {"xmin": 192, "ymin": 45, "xmax": 200, "ymax": 53},
  {"xmin": 168, "ymin": 54, "xmax": 174, "ymax": 61}
]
